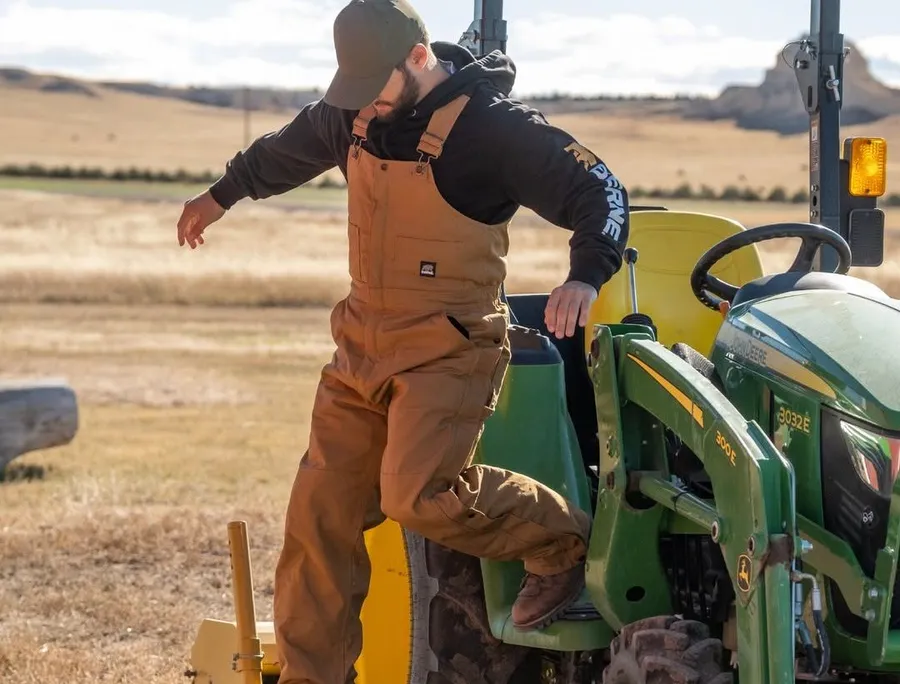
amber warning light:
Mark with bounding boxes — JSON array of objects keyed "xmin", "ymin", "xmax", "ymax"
[{"xmin": 844, "ymin": 137, "xmax": 887, "ymax": 197}]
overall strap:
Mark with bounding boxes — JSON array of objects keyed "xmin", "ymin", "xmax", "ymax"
[
  {"xmin": 416, "ymin": 95, "xmax": 471, "ymax": 166},
  {"xmin": 350, "ymin": 105, "xmax": 376, "ymax": 157}
]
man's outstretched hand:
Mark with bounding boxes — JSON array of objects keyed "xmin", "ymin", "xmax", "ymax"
[
  {"xmin": 177, "ymin": 190, "xmax": 226, "ymax": 248},
  {"xmin": 544, "ymin": 280, "xmax": 598, "ymax": 339}
]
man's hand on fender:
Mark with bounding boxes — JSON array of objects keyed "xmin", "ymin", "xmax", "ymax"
[{"xmin": 545, "ymin": 280, "xmax": 598, "ymax": 339}]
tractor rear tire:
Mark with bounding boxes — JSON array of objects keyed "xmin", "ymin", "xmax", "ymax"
[
  {"xmin": 405, "ymin": 529, "xmax": 544, "ymax": 683},
  {"xmin": 601, "ymin": 616, "xmax": 733, "ymax": 684}
]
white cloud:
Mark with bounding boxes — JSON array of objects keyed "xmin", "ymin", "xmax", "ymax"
[
  {"xmin": 856, "ymin": 34, "xmax": 900, "ymax": 84},
  {"xmin": 506, "ymin": 12, "xmax": 788, "ymax": 96},
  {"xmin": 1, "ymin": 0, "xmax": 340, "ymax": 52},
  {"xmin": 0, "ymin": 1, "xmax": 897, "ymax": 95},
  {"xmin": 857, "ymin": 35, "xmax": 900, "ymax": 57},
  {"xmin": 0, "ymin": 0, "xmax": 342, "ymax": 87}
]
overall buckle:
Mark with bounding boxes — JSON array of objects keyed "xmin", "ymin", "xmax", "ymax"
[{"xmin": 415, "ymin": 151, "xmax": 435, "ymax": 174}]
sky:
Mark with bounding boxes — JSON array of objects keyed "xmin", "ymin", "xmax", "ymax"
[{"xmin": 0, "ymin": 0, "xmax": 898, "ymax": 97}]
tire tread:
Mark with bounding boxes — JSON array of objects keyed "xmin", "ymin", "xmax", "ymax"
[{"xmin": 602, "ymin": 615, "xmax": 732, "ymax": 684}]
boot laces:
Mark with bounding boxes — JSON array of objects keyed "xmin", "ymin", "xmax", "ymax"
[{"xmin": 519, "ymin": 572, "xmax": 546, "ymax": 591}]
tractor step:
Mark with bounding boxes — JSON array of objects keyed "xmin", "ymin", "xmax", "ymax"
[
  {"xmin": 559, "ymin": 596, "xmax": 603, "ymax": 621},
  {"xmin": 491, "ymin": 587, "xmax": 615, "ymax": 652}
]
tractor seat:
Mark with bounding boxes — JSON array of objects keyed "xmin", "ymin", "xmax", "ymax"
[{"xmin": 731, "ymin": 271, "xmax": 888, "ymax": 308}]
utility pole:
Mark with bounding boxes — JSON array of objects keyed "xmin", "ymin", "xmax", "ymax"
[{"xmin": 243, "ymin": 86, "xmax": 251, "ymax": 148}]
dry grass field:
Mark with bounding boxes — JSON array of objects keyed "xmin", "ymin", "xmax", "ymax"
[
  {"xmin": 2, "ymin": 77, "xmax": 900, "ymax": 682},
  {"xmin": 3, "ymin": 83, "xmax": 900, "ymax": 193},
  {"xmin": 0, "ymin": 181, "xmax": 898, "ymax": 682},
  {"xmin": 0, "ymin": 301, "xmax": 322, "ymax": 683},
  {"xmin": 1, "ymin": 185, "xmax": 897, "ymax": 308}
]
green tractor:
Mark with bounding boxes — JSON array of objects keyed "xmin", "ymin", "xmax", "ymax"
[{"xmin": 187, "ymin": 1, "xmax": 895, "ymax": 682}]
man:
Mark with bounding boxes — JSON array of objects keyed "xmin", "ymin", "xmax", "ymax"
[{"xmin": 176, "ymin": 1, "xmax": 630, "ymax": 682}]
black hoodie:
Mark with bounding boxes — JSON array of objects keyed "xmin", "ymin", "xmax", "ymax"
[{"xmin": 209, "ymin": 42, "xmax": 630, "ymax": 290}]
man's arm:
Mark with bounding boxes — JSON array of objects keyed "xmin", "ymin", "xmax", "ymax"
[
  {"xmin": 495, "ymin": 105, "xmax": 629, "ymax": 292},
  {"xmin": 209, "ymin": 99, "xmax": 343, "ymax": 210},
  {"xmin": 177, "ymin": 99, "xmax": 346, "ymax": 248}
]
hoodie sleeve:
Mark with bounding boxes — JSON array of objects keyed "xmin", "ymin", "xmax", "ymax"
[
  {"xmin": 208, "ymin": 100, "xmax": 343, "ymax": 210},
  {"xmin": 493, "ymin": 105, "xmax": 629, "ymax": 291}
]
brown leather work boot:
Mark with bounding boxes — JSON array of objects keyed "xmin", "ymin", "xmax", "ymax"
[{"xmin": 511, "ymin": 562, "xmax": 586, "ymax": 630}]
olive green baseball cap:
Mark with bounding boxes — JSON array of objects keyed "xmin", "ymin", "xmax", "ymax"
[{"xmin": 323, "ymin": 0, "xmax": 428, "ymax": 110}]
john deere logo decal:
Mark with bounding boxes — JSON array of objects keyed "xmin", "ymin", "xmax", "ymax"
[
  {"xmin": 564, "ymin": 142, "xmax": 599, "ymax": 171},
  {"xmin": 737, "ymin": 554, "xmax": 752, "ymax": 593}
]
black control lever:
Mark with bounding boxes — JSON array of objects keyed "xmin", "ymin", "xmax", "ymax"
[
  {"xmin": 619, "ymin": 247, "xmax": 657, "ymax": 336},
  {"xmin": 624, "ymin": 247, "xmax": 639, "ymax": 314}
]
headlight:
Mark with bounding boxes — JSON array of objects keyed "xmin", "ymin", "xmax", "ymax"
[{"xmin": 839, "ymin": 420, "xmax": 900, "ymax": 495}]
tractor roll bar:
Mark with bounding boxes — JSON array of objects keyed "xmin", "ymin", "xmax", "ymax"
[
  {"xmin": 459, "ymin": 0, "xmax": 507, "ymax": 57},
  {"xmin": 793, "ymin": 0, "xmax": 846, "ymax": 271}
]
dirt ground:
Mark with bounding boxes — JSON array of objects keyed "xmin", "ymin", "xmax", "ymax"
[
  {"xmin": 0, "ymin": 302, "xmax": 325, "ymax": 683},
  {"xmin": 0, "ymin": 187, "xmax": 897, "ymax": 682}
]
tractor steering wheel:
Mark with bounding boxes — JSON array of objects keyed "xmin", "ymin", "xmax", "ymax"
[{"xmin": 690, "ymin": 222, "xmax": 853, "ymax": 311}]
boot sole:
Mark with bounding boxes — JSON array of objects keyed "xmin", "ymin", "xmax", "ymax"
[{"xmin": 511, "ymin": 578, "xmax": 585, "ymax": 631}]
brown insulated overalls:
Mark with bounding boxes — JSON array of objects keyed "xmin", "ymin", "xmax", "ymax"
[{"xmin": 273, "ymin": 94, "xmax": 592, "ymax": 684}]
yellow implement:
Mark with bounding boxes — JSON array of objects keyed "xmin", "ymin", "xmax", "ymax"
[
  {"xmin": 190, "ymin": 521, "xmax": 273, "ymax": 684},
  {"xmin": 188, "ymin": 520, "xmax": 410, "ymax": 684}
]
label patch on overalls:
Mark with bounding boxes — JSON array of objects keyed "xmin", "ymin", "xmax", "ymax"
[{"xmin": 419, "ymin": 261, "xmax": 436, "ymax": 277}]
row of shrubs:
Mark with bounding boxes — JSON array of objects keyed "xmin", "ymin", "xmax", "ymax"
[
  {"xmin": 1, "ymin": 163, "xmax": 898, "ymax": 206},
  {"xmin": 0, "ymin": 163, "xmax": 345, "ymax": 188},
  {"xmin": 627, "ymin": 183, "xmax": 900, "ymax": 206}
]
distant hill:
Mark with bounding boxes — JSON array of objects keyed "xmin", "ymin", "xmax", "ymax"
[
  {"xmin": 683, "ymin": 38, "xmax": 900, "ymax": 134},
  {"xmin": 0, "ymin": 66, "xmax": 324, "ymax": 112},
  {"xmin": 0, "ymin": 63, "xmax": 686, "ymax": 115},
  {"xmin": 0, "ymin": 67, "xmax": 98, "ymax": 97},
  {"xmin": 97, "ymin": 81, "xmax": 325, "ymax": 113},
  {"xmin": 1, "ymin": 37, "xmax": 899, "ymax": 134}
]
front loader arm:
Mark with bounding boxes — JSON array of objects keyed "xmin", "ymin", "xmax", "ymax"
[{"xmin": 585, "ymin": 325, "xmax": 797, "ymax": 684}]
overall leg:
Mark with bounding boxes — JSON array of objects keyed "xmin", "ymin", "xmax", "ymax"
[
  {"xmin": 275, "ymin": 363, "xmax": 386, "ymax": 684},
  {"xmin": 378, "ymin": 339, "xmax": 592, "ymax": 629}
]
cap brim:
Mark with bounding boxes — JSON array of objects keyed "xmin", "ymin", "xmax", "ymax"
[{"xmin": 322, "ymin": 67, "xmax": 394, "ymax": 110}]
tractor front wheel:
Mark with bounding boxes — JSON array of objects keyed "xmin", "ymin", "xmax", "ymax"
[{"xmin": 601, "ymin": 616, "xmax": 733, "ymax": 684}]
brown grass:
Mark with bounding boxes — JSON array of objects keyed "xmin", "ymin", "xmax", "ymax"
[
  {"xmin": 3, "ymin": 83, "xmax": 899, "ymax": 193},
  {"xmin": 548, "ymin": 111, "xmax": 900, "ymax": 193},
  {"xmin": 0, "ymin": 303, "xmax": 326, "ymax": 683},
  {"xmin": 0, "ymin": 85, "xmax": 304, "ymax": 170},
  {"xmin": 1, "ymin": 187, "xmax": 898, "ymax": 308}
]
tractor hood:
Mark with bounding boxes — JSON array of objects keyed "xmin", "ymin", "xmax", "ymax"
[{"xmin": 714, "ymin": 288, "xmax": 900, "ymax": 429}]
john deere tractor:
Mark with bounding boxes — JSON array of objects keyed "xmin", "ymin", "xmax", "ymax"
[{"xmin": 187, "ymin": 1, "xmax": 896, "ymax": 682}]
